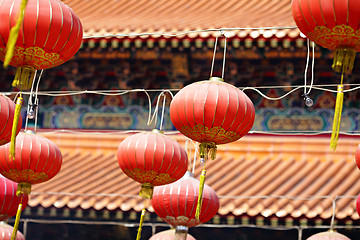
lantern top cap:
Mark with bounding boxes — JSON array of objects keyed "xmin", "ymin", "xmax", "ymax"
[
  {"xmin": 152, "ymin": 129, "xmax": 164, "ymax": 134},
  {"xmin": 209, "ymin": 77, "xmax": 224, "ymax": 82},
  {"xmin": 24, "ymin": 130, "xmax": 35, "ymax": 135}
]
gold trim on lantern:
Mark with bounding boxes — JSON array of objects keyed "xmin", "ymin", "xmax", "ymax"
[
  {"xmin": 139, "ymin": 183, "xmax": 154, "ymax": 199},
  {"xmin": 181, "ymin": 125, "xmax": 239, "ymax": 144}
]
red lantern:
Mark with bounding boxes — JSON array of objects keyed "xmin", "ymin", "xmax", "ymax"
[
  {"xmin": 0, "ymin": 95, "xmax": 22, "ymax": 146},
  {"xmin": 151, "ymin": 172, "xmax": 219, "ymax": 238},
  {"xmin": 117, "ymin": 130, "xmax": 188, "ymax": 199},
  {"xmin": 0, "ymin": 131, "xmax": 62, "ymax": 239},
  {"xmin": 149, "ymin": 229, "xmax": 196, "ymax": 240},
  {"xmin": 0, "ymin": 177, "xmax": 28, "ymax": 221},
  {"xmin": 0, "ymin": 222, "xmax": 25, "ymax": 240},
  {"xmin": 170, "ymin": 77, "xmax": 255, "ymax": 155},
  {"xmin": 0, "ymin": 0, "xmax": 83, "ymax": 89},
  {"xmin": 306, "ymin": 230, "xmax": 351, "ymax": 240},
  {"xmin": 292, "ymin": 0, "xmax": 360, "ymax": 149}
]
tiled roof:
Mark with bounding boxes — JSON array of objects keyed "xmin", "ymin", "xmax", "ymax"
[
  {"xmin": 62, "ymin": 0, "xmax": 300, "ymax": 38},
  {"xmin": 28, "ymin": 131, "xmax": 360, "ymax": 221}
]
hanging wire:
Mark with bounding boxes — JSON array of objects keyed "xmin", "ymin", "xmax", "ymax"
[
  {"xmin": 210, "ymin": 36, "xmax": 219, "ymax": 78},
  {"xmin": 304, "ymin": 39, "xmax": 310, "ymax": 95},
  {"xmin": 222, "ymin": 36, "xmax": 227, "ymax": 79},
  {"xmin": 159, "ymin": 92, "xmax": 167, "ymax": 131},
  {"xmin": 25, "ymin": 70, "xmax": 39, "ymax": 131},
  {"xmin": 148, "ymin": 90, "xmax": 174, "ymax": 129},
  {"xmin": 307, "ymin": 40, "xmax": 315, "ymax": 95}
]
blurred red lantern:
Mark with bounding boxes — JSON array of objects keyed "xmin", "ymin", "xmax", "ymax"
[
  {"xmin": 0, "ymin": 131, "xmax": 62, "ymax": 239},
  {"xmin": 117, "ymin": 130, "xmax": 188, "ymax": 199},
  {"xmin": 356, "ymin": 193, "xmax": 360, "ymax": 217},
  {"xmin": 0, "ymin": 222, "xmax": 25, "ymax": 240},
  {"xmin": 149, "ymin": 229, "xmax": 196, "ymax": 240},
  {"xmin": 0, "ymin": 0, "xmax": 83, "ymax": 89},
  {"xmin": 152, "ymin": 172, "xmax": 219, "ymax": 238},
  {"xmin": 292, "ymin": 0, "xmax": 360, "ymax": 150},
  {"xmin": 306, "ymin": 230, "xmax": 351, "ymax": 240},
  {"xmin": 355, "ymin": 144, "xmax": 360, "ymax": 170},
  {"xmin": 0, "ymin": 95, "xmax": 22, "ymax": 146},
  {"xmin": 0, "ymin": 177, "xmax": 28, "ymax": 221},
  {"xmin": 170, "ymin": 77, "xmax": 254, "ymax": 218}
]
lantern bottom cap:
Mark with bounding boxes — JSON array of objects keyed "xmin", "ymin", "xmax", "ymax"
[{"xmin": 139, "ymin": 183, "xmax": 154, "ymax": 199}]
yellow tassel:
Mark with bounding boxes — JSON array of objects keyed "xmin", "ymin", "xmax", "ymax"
[
  {"xmin": 195, "ymin": 169, "xmax": 206, "ymax": 220},
  {"xmin": 9, "ymin": 96, "xmax": 23, "ymax": 161},
  {"xmin": 10, "ymin": 183, "xmax": 31, "ymax": 240},
  {"xmin": 4, "ymin": 0, "xmax": 29, "ymax": 68},
  {"xmin": 136, "ymin": 208, "xmax": 146, "ymax": 240},
  {"xmin": 330, "ymin": 84, "xmax": 344, "ymax": 150},
  {"xmin": 12, "ymin": 67, "xmax": 35, "ymax": 89}
]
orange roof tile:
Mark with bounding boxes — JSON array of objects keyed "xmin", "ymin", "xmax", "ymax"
[
  {"xmin": 28, "ymin": 131, "xmax": 360, "ymax": 221},
  {"xmin": 61, "ymin": 0, "xmax": 299, "ymax": 38}
]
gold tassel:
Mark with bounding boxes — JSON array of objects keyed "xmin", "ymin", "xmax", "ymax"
[
  {"xmin": 4, "ymin": 0, "xmax": 29, "ymax": 68},
  {"xmin": 330, "ymin": 83, "xmax": 344, "ymax": 150},
  {"xmin": 195, "ymin": 168, "xmax": 206, "ymax": 220},
  {"xmin": 9, "ymin": 95, "xmax": 23, "ymax": 161},
  {"xmin": 136, "ymin": 208, "xmax": 146, "ymax": 240},
  {"xmin": 10, "ymin": 183, "xmax": 31, "ymax": 240},
  {"xmin": 12, "ymin": 67, "xmax": 36, "ymax": 89}
]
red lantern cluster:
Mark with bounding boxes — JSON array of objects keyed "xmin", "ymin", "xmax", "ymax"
[
  {"xmin": 0, "ymin": 131, "xmax": 62, "ymax": 239},
  {"xmin": 0, "ymin": 95, "xmax": 22, "ymax": 146},
  {"xmin": 0, "ymin": 0, "xmax": 83, "ymax": 81},
  {"xmin": 152, "ymin": 172, "xmax": 219, "ymax": 229},
  {"xmin": 0, "ymin": 177, "xmax": 28, "ymax": 221},
  {"xmin": 117, "ymin": 130, "xmax": 188, "ymax": 199}
]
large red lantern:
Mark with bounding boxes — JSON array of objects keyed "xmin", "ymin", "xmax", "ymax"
[
  {"xmin": 0, "ymin": 95, "xmax": 22, "ymax": 146},
  {"xmin": 306, "ymin": 230, "xmax": 351, "ymax": 240},
  {"xmin": 0, "ymin": 222, "xmax": 25, "ymax": 240},
  {"xmin": 0, "ymin": 0, "xmax": 83, "ymax": 89},
  {"xmin": 0, "ymin": 131, "xmax": 62, "ymax": 239},
  {"xmin": 117, "ymin": 130, "xmax": 188, "ymax": 199},
  {"xmin": 170, "ymin": 77, "xmax": 255, "ymax": 158},
  {"xmin": 170, "ymin": 77, "xmax": 254, "ymax": 218},
  {"xmin": 149, "ymin": 229, "xmax": 196, "ymax": 240},
  {"xmin": 0, "ymin": 177, "xmax": 28, "ymax": 221},
  {"xmin": 151, "ymin": 172, "xmax": 219, "ymax": 239},
  {"xmin": 292, "ymin": 0, "xmax": 360, "ymax": 150}
]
